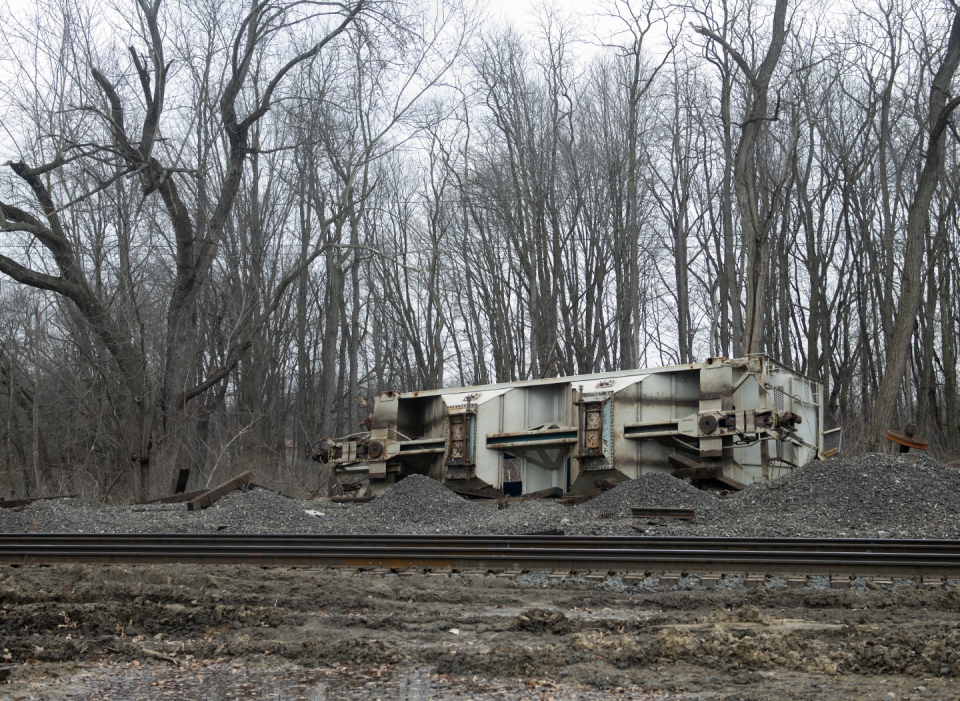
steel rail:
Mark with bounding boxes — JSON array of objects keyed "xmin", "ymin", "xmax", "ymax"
[
  {"xmin": 3, "ymin": 534, "xmax": 960, "ymax": 554},
  {"xmin": 2, "ymin": 535, "xmax": 960, "ymax": 577}
]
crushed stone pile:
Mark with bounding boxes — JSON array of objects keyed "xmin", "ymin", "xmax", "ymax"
[
  {"xmin": 480, "ymin": 499, "xmax": 570, "ymax": 535},
  {"xmin": 562, "ymin": 472, "xmax": 725, "ymax": 536},
  {"xmin": 719, "ymin": 453, "xmax": 960, "ymax": 539},
  {"xmin": 2, "ymin": 455, "xmax": 959, "ymax": 539},
  {"xmin": 580, "ymin": 472, "xmax": 722, "ymax": 518},
  {"xmin": 341, "ymin": 473, "xmax": 481, "ymax": 532}
]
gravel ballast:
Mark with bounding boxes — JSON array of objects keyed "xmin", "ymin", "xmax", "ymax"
[{"xmin": 2, "ymin": 454, "xmax": 958, "ymax": 540}]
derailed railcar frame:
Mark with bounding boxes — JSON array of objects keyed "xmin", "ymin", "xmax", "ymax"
[{"xmin": 315, "ymin": 355, "xmax": 839, "ymax": 496}]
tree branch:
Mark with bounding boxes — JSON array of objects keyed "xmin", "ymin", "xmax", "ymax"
[{"xmin": 692, "ymin": 24, "xmax": 759, "ymax": 90}]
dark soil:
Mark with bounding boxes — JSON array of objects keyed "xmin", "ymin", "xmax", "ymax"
[{"xmin": 2, "ymin": 563, "xmax": 959, "ymax": 699}]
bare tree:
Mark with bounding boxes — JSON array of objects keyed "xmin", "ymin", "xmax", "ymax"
[
  {"xmin": 865, "ymin": 8, "xmax": 960, "ymax": 451},
  {"xmin": 0, "ymin": 0, "xmax": 373, "ymax": 497},
  {"xmin": 695, "ymin": 0, "xmax": 791, "ymax": 355}
]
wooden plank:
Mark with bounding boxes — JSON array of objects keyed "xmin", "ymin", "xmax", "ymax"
[
  {"xmin": 0, "ymin": 495, "xmax": 77, "ymax": 509},
  {"xmin": 186, "ymin": 471, "xmax": 253, "ymax": 511},
  {"xmin": 140, "ymin": 489, "xmax": 209, "ymax": 505},
  {"xmin": 631, "ymin": 507, "xmax": 695, "ymax": 520},
  {"xmin": 174, "ymin": 469, "xmax": 190, "ymax": 494},
  {"xmin": 660, "ymin": 572, "xmax": 681, "ymax": 588},
  {"xmin": 700, "ymin": 574, "xmax": 721, "ymax": 588}
]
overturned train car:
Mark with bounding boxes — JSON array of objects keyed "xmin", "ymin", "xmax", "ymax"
[{"xmin": 316, "ymin": 355, "xmax": 842, "ymax": 496}]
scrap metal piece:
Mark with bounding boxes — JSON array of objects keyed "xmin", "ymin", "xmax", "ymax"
[{"xmin": 885, "ymin": 423, "xmax": 928, "ymax": 453}]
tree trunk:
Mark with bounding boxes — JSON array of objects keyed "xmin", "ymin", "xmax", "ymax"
[
  {"xmin": 865, "ymin": 10, "xmax": 960, "ymax": 452},
  {"xmin": 942, "ymin": 253, "xmax": 959, "ymax": 455}
]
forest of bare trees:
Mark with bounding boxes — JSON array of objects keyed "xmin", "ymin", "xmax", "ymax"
[{"xmin": 0, "ymin": 0, "xmax": 957, "ymax": 501}]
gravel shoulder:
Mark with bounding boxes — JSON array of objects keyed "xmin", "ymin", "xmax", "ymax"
[{"xmin": 2, "ymin": 454, "xmax": 959, "ymax": 540}]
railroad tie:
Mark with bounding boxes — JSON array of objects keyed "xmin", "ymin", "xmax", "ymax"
[
  {"xmin": 584, "ymin": 571, "xmax": 609, "ymax": 582},
  {"xmin": 622, "ymin": 573, "xmax": 645, "ymax": 585},
  {"xmin": 829, "ymin": 576, "xmax": 851, "ymax": 590},
  {"xmin": 744, "ymin": 574, "xmax": 766, "ymax": 588},
  {"xmin": 787, "ymin": 576, "xmax": 808, "ymax": 589},
  {"xmin": 922, "ymin": 577, "xmax": 943, "ymax": 590},
  {"xmin": 699, "ymin": 573, "xmax": 721, "ymax": 589},
  {"xmin": 660, "ymin": 572, "xmax": 681, "ymax": 588},
  {"xmin": 496, "ymin": 570, "xmax": 524, "ymax": 580},
  {"xmin": 428, "ymin": 568, "xmax": 453, "ymax": 577},
  {"xmin": 548, "ymin": 570, "xmax": 571, "ymax": 580}
]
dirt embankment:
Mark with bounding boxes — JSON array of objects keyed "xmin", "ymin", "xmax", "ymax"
[{"xmin": 2, "ymin": 563, "xmax": 960, "ymax": 699}]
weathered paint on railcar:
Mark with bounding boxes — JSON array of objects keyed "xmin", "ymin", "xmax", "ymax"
[{"xmin": 315, "ymin": 355, "xmax": 837, "ymax": 496}]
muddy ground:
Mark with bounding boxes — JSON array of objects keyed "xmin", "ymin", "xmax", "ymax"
[{"xmin": 2, "ymin": 563, "xmax": 959, "ymax": 700}]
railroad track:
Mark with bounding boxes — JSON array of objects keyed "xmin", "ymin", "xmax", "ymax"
[{"xmin": 2, "ymin": 534, "xmax": 960, "ymax": 580}]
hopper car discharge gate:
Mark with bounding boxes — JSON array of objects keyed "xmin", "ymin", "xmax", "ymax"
[{"xmin": 313, "ymin": 355, "xmax": 841, "ymax": 496}]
